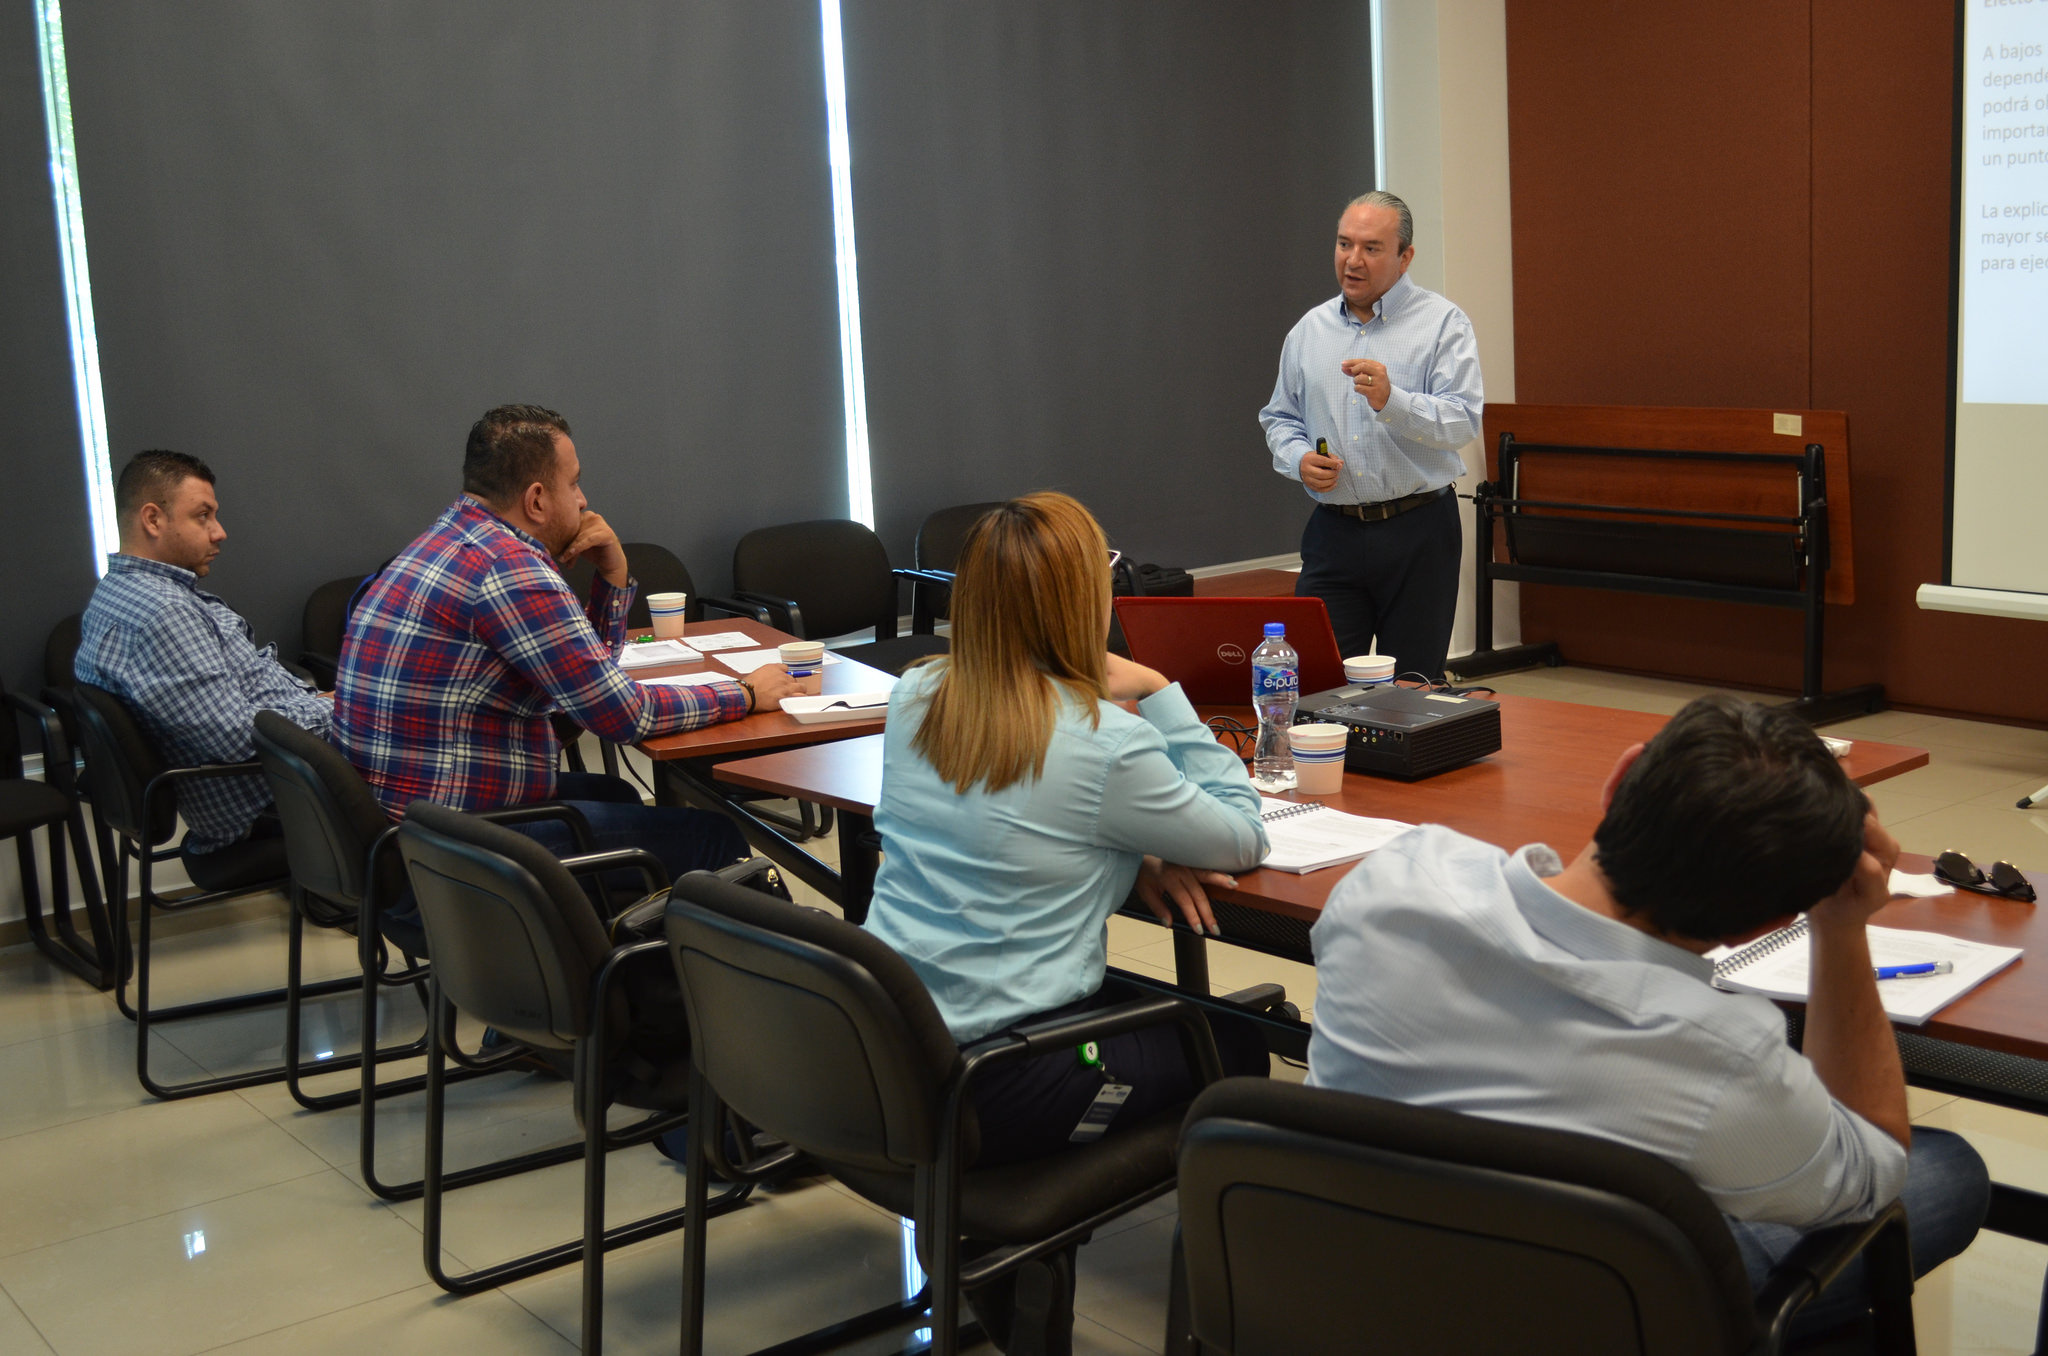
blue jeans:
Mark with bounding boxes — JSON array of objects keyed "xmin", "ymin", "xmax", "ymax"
[
  {"xmin": 510, "ymin": 772, "xmax": 749, "ymax": 909},
  {"xmin": 1726, "ymin": 1127, "xmax": 1990, "ymax": 1341}
]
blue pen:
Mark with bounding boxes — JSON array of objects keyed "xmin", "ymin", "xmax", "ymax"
[{"xmin": 1874, "ymin": 961, "xmax": 1953, "ymax": 980}]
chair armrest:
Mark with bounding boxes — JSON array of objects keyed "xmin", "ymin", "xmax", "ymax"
[
  {"xmin": 961, "ymin": 993, "xmax": 1226, "ymax": 1088},
  {"xmin": 279, "ymin": 659, "xmax": 320, "ymax": 689},
  {"xmin": 896, "ymin": 568, "xmax": 957, "ymax": 637},
  {"xmin": 1010, "ymin": 994, "xmax": 1225, "ymax": 1082},
  {"xmin": 478, "ymin": 802, "xmax": 594, "ymax": 853},
  {"xmin": 3, "ymin": 690, "xmax": 72, "ymax": 779},
  {"xmin": 732, "ymin": 590, "xmax": 805, "ymax": 638},
  {"xmin": 694, "ymin": 594, "xmax": 774, "ymax": 625},
  {"xmin": 557, "ymin": 846, "xmax": 670, "ymax": 900},
  {"xmin": 140, "ymin": 758, "xmax": 270, "ymax": 848},
  {"xmin": 1753, "ymin": 1198, "xmax": 1913, "ymax": 1353}
]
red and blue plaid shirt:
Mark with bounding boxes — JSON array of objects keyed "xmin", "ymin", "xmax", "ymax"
[{"xmin": 334, "ymin": 496, "xmax": 746, "ymax": 817}]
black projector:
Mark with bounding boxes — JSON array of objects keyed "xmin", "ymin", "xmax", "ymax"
[{"xmin": 1296, "ymin": 684, "xmax": 1503, "ymax": 781}]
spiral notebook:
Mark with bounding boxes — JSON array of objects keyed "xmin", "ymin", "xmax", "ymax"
[
  {"xmin": 1709, "ymin": 919, "xmax": 2022, "ymax": 1025},
  {"xmin": 1256, "ymin": 797, "xmax": 1414, "ymax": 874}
]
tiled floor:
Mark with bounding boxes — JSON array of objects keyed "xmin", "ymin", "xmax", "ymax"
[{"xmin": 2, "ymin": 667, "xmax": 2046, "ymax": 1353}]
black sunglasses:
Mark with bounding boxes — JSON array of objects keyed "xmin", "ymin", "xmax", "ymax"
[{"xmin": 1933, "ymin": 850, "xmax": 2037, "ymax": 903}]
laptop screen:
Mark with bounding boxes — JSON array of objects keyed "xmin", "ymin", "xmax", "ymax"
[{"xmin": 1114, "ymin": 596, "xmax": 1348, "ymax": 705}]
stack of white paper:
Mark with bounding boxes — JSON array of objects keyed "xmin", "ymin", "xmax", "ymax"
[
  {"xmin": 1712, "ymin": 920, "xmax": 2022, "ymax": 1025},
  {"xmin": 619, "ymin": 639, "xmax": 700, "ymax": 669},
  {"xmin": 1256, "ymin": 797, "xmax": 1414, "ymax": 874}
]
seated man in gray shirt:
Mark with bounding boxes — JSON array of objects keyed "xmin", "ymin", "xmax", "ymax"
[
  {"xmin": 74, "ymin": 450, "xmax": 331, "ymax": 862},
  {"xmin": 1309, "ymin": 694, "xmax": 1988, "ymax": 1340}
]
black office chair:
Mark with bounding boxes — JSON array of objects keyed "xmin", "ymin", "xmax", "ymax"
[
  {"xmin": 909, "ymin": 501, "xmax": 1003, "ymax": 632},
  {"xmin": 730, "ymin": 519, "xmax": 952, "ymax": 677},
  {"xmin": 3, "ymin": 677, "xmax": 113, "ymax": 988},
  {"xmin": 42, "ymin": 612, "xmax": 84, "ymax": 750},
  {"xmin": 253, "ymin": 711, "xmax": 624, "ymax": 1199},
  {"xmin": 556, "ymin": 541, "xmax": 770, "ymax": 778},
  {"xmin": 666, "ymin": 866, "xmax": 1225, "ymax": 1356},
  {"xmin": 561, "ymin": 540, "xmax": 769, "ymax": 630},
  {"xmin": 395, "ymin": 801, "xmax": 752, "ymax": 1349},
  {"xmin": 1170, "ymin": 1078, "xmax": 1917, "ymax": 1356},
  {"xmin": 298, "ymin": 569, "xmax": 384, "ymax": 690},
  {"xmin": 71, "ymin": 682, "xmax": 359, "ymax": 1098}
]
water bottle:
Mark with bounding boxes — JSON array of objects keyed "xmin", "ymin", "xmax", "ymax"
[{"xmin": 1250, "ymin": 623, "xmax": 1299, "ymax": 791}]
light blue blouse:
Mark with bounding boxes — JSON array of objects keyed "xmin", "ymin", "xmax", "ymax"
[{"xmin": 864, "ymin": 664, "xmax": 1269, "ymax": 1041}]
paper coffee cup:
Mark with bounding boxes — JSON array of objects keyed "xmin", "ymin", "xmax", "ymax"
[
  {"xmin": 1289, "ymin": 722, "xmax": 1349, "ymax": 795},
  {"xmin": 1343, "ymin": 654, "xmax": 1397, "ymax": 685},
  {"xmin": 779, "ymin": 640, "xmax": 826, "ymax": 695},
  {"xmin": 646, "ymin": 591, "xmax": 689, "ymax": 639}
]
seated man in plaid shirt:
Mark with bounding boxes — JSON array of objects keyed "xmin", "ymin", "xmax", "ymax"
[
  {"xmin": 75, "ymin": 450, "xmax": 332, "ymax": 863},
  {"xmin": 334, "ymin": 404, "xmax": 796, "ymax": 884}
]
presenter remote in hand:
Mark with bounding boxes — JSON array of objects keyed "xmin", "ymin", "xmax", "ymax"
[{"xmin": 1258, "ymin": 191, "xmax": 1484, "ymax": 681}]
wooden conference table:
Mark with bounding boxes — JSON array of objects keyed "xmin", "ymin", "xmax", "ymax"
[
  {"xmin": 625, "ymin": 617, "xmax": 900, "ymax": 905},
  {"xmin": 713, "ymin": 688, "xmax": 1931, "ymax": 934},
  {"xmin": 710, "ymin": 687, "xmax": 2048, "ymax": 1241}
]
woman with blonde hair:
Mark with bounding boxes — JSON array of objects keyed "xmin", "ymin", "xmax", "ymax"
[{"xmin": 864, "ymin": 492, "xmax": 1271, "ymax": 1168}]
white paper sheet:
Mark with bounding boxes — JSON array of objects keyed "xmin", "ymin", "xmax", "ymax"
[
  {"xmin": 618, "ymin": 639, "xmax": 701, "ymax": 669},
  {"xmin": 715, "ymin": 648, "xmax": 844, "ymax": 675},
  {"xmin": 686, "ymin": 632, "xmax": 757, "ymax": 652},
  {"xmin": 637, "ymin": 672, "xmax": 741, "ymax": 690}
]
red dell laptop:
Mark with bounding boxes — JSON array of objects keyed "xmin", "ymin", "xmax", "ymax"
[{"xmin": 1113, "ymin": 596, "xmax": 1347, "ymax": 704}]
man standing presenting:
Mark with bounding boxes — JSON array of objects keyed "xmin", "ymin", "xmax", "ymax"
[
  {"xmin": 1259, "ymin": 191, "xmax": 1482, "ymax": 681},
  {"xmin": 75, "ymin": 451, "xmax": 331, "ymax": 861},
  {"xmin": 335, "ymin": 404, "xmax": 796, "ymax": 879},
  {"xmin": 1307, "ymin": 696, "xmax": 1989, "ymax": 1339}
]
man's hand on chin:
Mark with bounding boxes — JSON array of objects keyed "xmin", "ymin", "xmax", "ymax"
[{"xmin": 560, "ymin": 511, "xmax": 629, "ymax": 587}]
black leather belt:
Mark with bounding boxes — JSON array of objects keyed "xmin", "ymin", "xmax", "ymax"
[{"xmin": 1320, "ymin": 484, "xmax": 1453, "ymax": 523}]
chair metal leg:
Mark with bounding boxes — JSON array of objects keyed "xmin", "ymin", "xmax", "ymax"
[
  {"xmin": 115, "ymin": 840, "xmax": 357, "ymax": 1100},
  {"xmin": 1164, "ymin": 1225, "xmax": 1196, "ymax": 1356},
  {"xmin": 420, "ymin": 984, "xmax": 751, "ymax": 1300},
  {"xmin": 681, "ymin": 1070, "xmax": 972, "ymax": 1356},
  {"xmin": 281, "ymin": 889, "xmax": 433, "ymax": 1114},
  {"xmin": 17, "ymin": 813, "xmax": 115, "ymax": 989}
]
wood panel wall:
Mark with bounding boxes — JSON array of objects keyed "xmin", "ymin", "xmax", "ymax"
[{"xmin": 1503, "ymin": 0, "xmax": 2043, "ymax": 722}]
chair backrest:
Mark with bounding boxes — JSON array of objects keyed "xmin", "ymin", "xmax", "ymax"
[
  {"xmin": 300, "ymin": 574, "xmax": 365, "ymax": 681},
  {"xmin": 1177, "ymin": 1079, "xmax": 1756, "ymax": 1356},
  {"xmin": 731, "ymin": 520, "xmax": 896, "ymax": 641},
  {"xmin": 252, "ymin": 711, "xmax": 403, "ymax": 927},
  {"xmin": 912, "ymin": 501, "xmax": 1002, "ymax": 624},
  {"xmin": 915, "ymin": 502, "xmax": 1002, "ymax": 573},
  {"xmin": 665, "ymin": 870, "xmax": 966, "ymax": 1173},
  {"xmin": 44, "ymin": 614, "xmax": 81, "ymax": 691},
  {"xmin": 395, "ymin": 800, "xmax": 615, "ymax": 1050},
  {"xmin": 72, "ymin": 683, "xmax": 177, "ymax": 847},
  {"xmin": 0, "ymin": 677, "xmax": 23, "ymax": 780},
  {"xmin": 41, "ymin": 614, "xmax": 84, "ymax": 747},
  {"xmin": 563, "ymin": 542, "xmax": 700, "ymax": 628}
]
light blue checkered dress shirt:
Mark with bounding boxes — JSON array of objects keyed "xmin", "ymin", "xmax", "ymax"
[
  {"xmin": 75, "ymin": 554, "xmax": 331, "ymax": 853},
  {"xmin": 1259, "ymin": 274, "xmax": 1484, "ymax": 504}
]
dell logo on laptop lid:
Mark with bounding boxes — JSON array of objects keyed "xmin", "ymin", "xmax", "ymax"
[{"xmin": 1217, "ymin": 642, "xmax": 1246, "ymax": 665}]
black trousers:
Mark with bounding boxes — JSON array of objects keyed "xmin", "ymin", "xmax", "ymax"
[
  {"xmin": 965, "ymin": 987, "xmax": 1271, "ymax": 1167},
  {"xmin": 1295, "ymin": 491, "xmax": 1462, "ymax": 683}
]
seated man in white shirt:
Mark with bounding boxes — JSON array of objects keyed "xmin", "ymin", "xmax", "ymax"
[{"xmin": 1308, "ymin": 694, "xmax": 1989, "ymax": 1341}]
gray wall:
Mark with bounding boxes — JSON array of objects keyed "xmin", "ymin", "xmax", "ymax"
[
  {"xmin": 846, "ymin": 1, "xmax": 1377, "ymax": 570},
  {"xmin": 62, "ymin": 1, "xmax": 847, "ymax": 659},
  {"xmin": 4, "ymin": 2, "xmax": 1376, "ymax": 692},
  {"xmin": 0, "ymin": 5, "xmax": 96, "ymax": 697}
]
